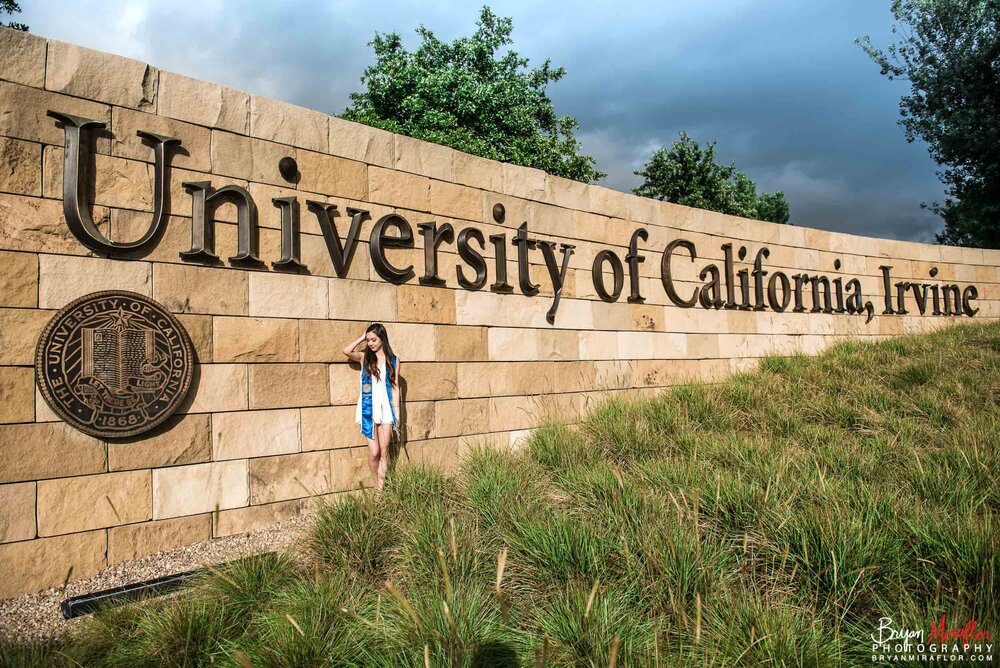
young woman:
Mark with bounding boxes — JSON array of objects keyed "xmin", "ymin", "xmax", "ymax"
[{"xmin": 342, "ymin": 323, "xmax": 400, "ymax": 491}]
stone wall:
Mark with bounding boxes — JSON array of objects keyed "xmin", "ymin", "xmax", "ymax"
[{"xmin": 1, "ymin": 26, "xmax": 998, "ymax": 598}]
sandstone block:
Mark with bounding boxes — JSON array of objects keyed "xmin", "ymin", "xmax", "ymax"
[
  {"xmin": 401, "ymin": 400, "xmax": 435, "ymax": 440},
  {"xmin": 250, "ymin": 451, "xmax": 332, "ymax": 504},
  {"xmin": 249, "ymin": 272, "xmax": 327, "ymax": 319},
  {"xmin": 588, "ymin": 186, "xmax": 628, "ymax": 219},
  {"xmin": 329, "ymin": 115, "xmax": 394, "ymax": 167},
  {"xmin": 0, "ymin": 481, "xmax": 35, "ymax": 543},
  {"xmin": 0, "ymin": 80, "xmax": 110, "ymax": 149},
  {"xmin": 436, "ymin": 397, "xmax": 489, "ymax": 437},
  {"xmin": 112, "ymin": 107, "xmax": 211, "ymax": 172},
  {"xmin": 298, "ymin": 319, "xmax": 357, "ymax": 363},
  {"xmin": 153, "ymin": 263, "xmax": 248, "ymax": 316},
  {"xmin": 329, "ymin": 446, "xmax": 369, "ymax": 492},
  {"xmin": 386, "ymin": 323, "xmax": 438, "ymax": 361},
  {"xmin": 0, "ymin": 529, "xmax": 106, "ymax": 598},
  {"xmin": 249, "ymin": 136, "xmax": 298, "ymax": 187},
  {"xmin": 159, "ymin": 70, "xmax": 250, "ymax": 134},
  {"xmin": 430, "ymin": 180, "xmax": 481, "ymax": 221},
  {"xmin": 510, "ymin": 362, "xmax": 555, "ymax": 395},
  {"xmin": 212, "ymin": 408, "xmax": 299, "ymax": 460},
  {"xmin": 0, "ymin": 137, "xmax": 40, "ymax": 196},
  {"xmin": 434, "ymin": 325, "xmax": 488, "ymax": 361},
  {"xmin": 210, "ymin": 130, "xmax": 253, "ymax": 180},
  {"xmin": 537, "ymin": 329, "xmax": 581, "ymax": 361},
  {"xmin": 215, "ymin": 499, "xmax": 304, "ymax": 537},
  {"xmin": 297, "ymin": 149, "xmax": 367, "ymax": 200},
  {"xmin": 487, "ymin": 395, "xmax": 538, "ymax": 432},
  {"xmin": 593, "ymin": 360, "xmax": 635, "ymax": 390},
  {"xmin": 0, "ymin": 421, "xmax": 104, "ymax": 483},
  {"xmin": 0, "ymin": 195, "xmax": 93, "ymax": 256},
  {"xmin": 38, "ymin": 470, "xmax": 151, "ymax": 536},
  {"xmin": 214, "ymin": 316, "xmax": 297, "ymax": 363},
  {"xmin": 177, "ymin": 363, "xmax": 247, "ymax": 414},
  {"xmin": 0, "ymin": 26, "xmax": 45, "ymax": 87},
  {"xmin": 397, "ymin": 285, "xmax": 456, "ymax": 324},
  {"xmin": 109, "ymin": 413, "xmax": 212, "ymax": 471},
  {"xmin": 591, "ymin": 301, "xmax": 631, "ymax": 331},
  {"xmin": 0, "ymin": 250, "xmax": 37, "ymax": 308},
  {"xmin": 38, "ymin": 255, "xmax": 150, "ymax": 309},
  {"xmin": 368, "ymin": 166, "xmax": 430, "ymax": 212},
  {"xmin": 108, "ymin": 514, "xmax": 211, "ymax": 565},
  {"xmin": 249, "ymin": 95, "xmax": 327, "ymax": 152},
  {"xmin": 454, "ymin": 151, "xmax": 502, "ymax": 192},
  {"xmin": 553, "ymin": 361, "xmax": 597, "ymax": 394},
  {"xmin": 330, "ymin": 363, "xmax": 361, "ymax": 405},
  {"xmin": 488, "ymin": 327, "xmax": 538, "ymax": 361},
  {"xmin": 578, "ymin": 330, "xmax": 617, "ymax": 361},
  {"xmin": 249, "ymin": 363, "xmax": 330, "ymax": 409},
  {"xmin": 175, "ymin": 313, "xmax": 212, "ymax": 363},
  {"xmin": 329, "ymin": 278, "xmax": 397, "ymax": 321},
  {"xmin": 502, "ymin": 163, "xmax": 547, "ymax": 201},
  {"xmin": 301, "ymin": 405, "xmax": 363, "ymax": 451},
  {"xmin": 46, "ymin": 40, "xmax": 157, "ymax": 111},
  {"xmin": 399, "ymin": 437, "xmax": 461, "ymax": 473},
  {"xmin": 401, "ymin": 362, "xmax": 457, "ymax": 401},
  {"xmin": 394, "ymin": 134, "xmax": 455, "ymax": 182},
  {"xmin": 0, "ymin": 366, "xmax": 33, "ymax": 424},
  {"xmin": 630, "ymin": 304, "xmax": 663, "ymax": 332},
  {"xmin": 152, "ymin": 460, "xmax": 249, "ymax": 519},
  {"xmin": 545, "ymin": 174, "xmax": 589, "ymax": 211},
  {"xmin": 457, "ymin": 361, "xmax": 513, "ymax": 398}
]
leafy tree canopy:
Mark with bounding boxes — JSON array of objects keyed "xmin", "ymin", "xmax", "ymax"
[
  {"xmin": 1, "ymin": 0, "xmax": 27, "ymax": 31},
  {"xmin": 633, "ymin": 132, "xmax": 790, "ymax": 224},
  {"xmin": 858, "ymin": 0, "xmax": 1000, "ymax": 248},
  {"xmin": 343, "ymin": 6, "xmax": 605, "ymax": 183}
]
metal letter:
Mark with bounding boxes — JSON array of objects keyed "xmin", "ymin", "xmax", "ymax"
[
  {"xmin": 180, "ymin": 182, "xmax": 263, "ymax": 268},
  {"xmin": 370, "ymin": 214, "xmax": 415, "ymax": 283},
  {"xmin": 272, "ymin": 197, "xmax": 306, "ymax": 271},
  {"xmin": 307, "ymin": 201, "xmax": 369, "ymax": 277},
  {"xmin": 660, "ymin": 239, "xmax": 699, "ymax": 308},
  {"xmin": 592, "ymin": 249, "xmax": 624, "ymax": 302},
  {"xmin": 48, "ymin": 110, "xmax": 179, "ymax": 256},
  {"xmin": 456, "ymin": 227, "xmax": 488, "ymax": 290},
  {"xmin": 417, "ymin": 221, "xmax": 455, "ymax": 287}
]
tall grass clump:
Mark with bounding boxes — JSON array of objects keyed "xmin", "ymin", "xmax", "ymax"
[{"xmin": 10, "ymin": 320, "xmax": 999, "ymax": 666}]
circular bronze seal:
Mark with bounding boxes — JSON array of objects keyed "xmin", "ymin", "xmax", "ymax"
[{"xmin": 35, "ymin": 290, "xmax": 194, "ymax": 439}]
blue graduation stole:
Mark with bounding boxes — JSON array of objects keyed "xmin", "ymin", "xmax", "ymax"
[{"xmin": 360, "ymin": 353, "xmax": 397, "ymax": 439}]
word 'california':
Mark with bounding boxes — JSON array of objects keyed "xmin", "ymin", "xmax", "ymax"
[{"xmin": 48, "ymin": 110, "xmax": 980, "ymax": 324}]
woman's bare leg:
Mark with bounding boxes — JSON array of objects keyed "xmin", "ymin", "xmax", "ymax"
[
  {"xmin": 366, "ymin": 436, "xmax": 380, "ymax": 485},
  {"xmin": 375, "ymin": 423, "xmax": 393, "ymax": 490}
]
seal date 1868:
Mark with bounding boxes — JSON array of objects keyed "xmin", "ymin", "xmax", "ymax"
[{"xmin": 35, "ymin": 291, "xmax": 195, "ymax": 438}]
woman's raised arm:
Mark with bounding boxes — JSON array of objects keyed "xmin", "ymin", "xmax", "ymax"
[{"xmin": 342, "ymin": 333, "xmax": 366, "ymax": 362}]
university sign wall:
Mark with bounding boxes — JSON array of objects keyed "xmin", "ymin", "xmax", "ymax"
[{"xmin": 0, "ymin": 30, "xmax": 997, "ymax": 599}]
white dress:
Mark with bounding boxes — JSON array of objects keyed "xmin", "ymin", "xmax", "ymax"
[{"xmin": 355, "ymin": 357, "xmax": 395, "ymax": 426}]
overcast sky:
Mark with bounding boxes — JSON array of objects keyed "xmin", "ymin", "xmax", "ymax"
[{"xmin": 21, "ymin": 0, "xmax": 947, "ymax": 242}]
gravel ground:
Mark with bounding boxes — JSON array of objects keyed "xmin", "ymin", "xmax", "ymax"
[{"xmin": 0, "ymin": 515, "xmax": 314, "ymax": 644}]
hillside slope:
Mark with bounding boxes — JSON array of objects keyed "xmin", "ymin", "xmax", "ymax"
[{"xmin": 5, "ymin": 320, "xmax": 999, "ymax": 667}]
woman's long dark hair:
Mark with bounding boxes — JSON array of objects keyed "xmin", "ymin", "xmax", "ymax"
[{"xmin": 363, "ymin": 323, "xmax": 396, "ymax": 384}]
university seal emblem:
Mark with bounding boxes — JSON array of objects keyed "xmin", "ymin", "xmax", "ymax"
[{"xmin": 35, "ymin": 291, "xmax": 195, "ymax": 438}]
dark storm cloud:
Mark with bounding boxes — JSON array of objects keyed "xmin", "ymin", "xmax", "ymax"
[{"xmin": 23, "ymin": 0, "xmax": 947, "ymax": 242}]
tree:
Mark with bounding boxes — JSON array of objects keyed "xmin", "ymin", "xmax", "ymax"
[
  {"xmin": 1, "ymin": 0, "xmax": 27, "ymax": 31},
  {"xmin": 857, "ymin": 1, "xmax": 1000, "ymax": 248},
  {"xmin": 633, "ymin": 132, "xmax": 790, "ymax": 224},
  {"xmin": 343, "ymin": 6, "xmax": 605, "ymax": 183}
]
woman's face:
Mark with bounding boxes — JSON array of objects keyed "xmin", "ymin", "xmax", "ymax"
[{"xmin": 365, "ymin": 331, "xmax": 383, "ymax": 352}]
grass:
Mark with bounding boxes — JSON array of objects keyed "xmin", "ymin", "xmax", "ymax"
[{"xmin": 3, "ymin": 320, "xmax": 999, "ymax": 666}]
